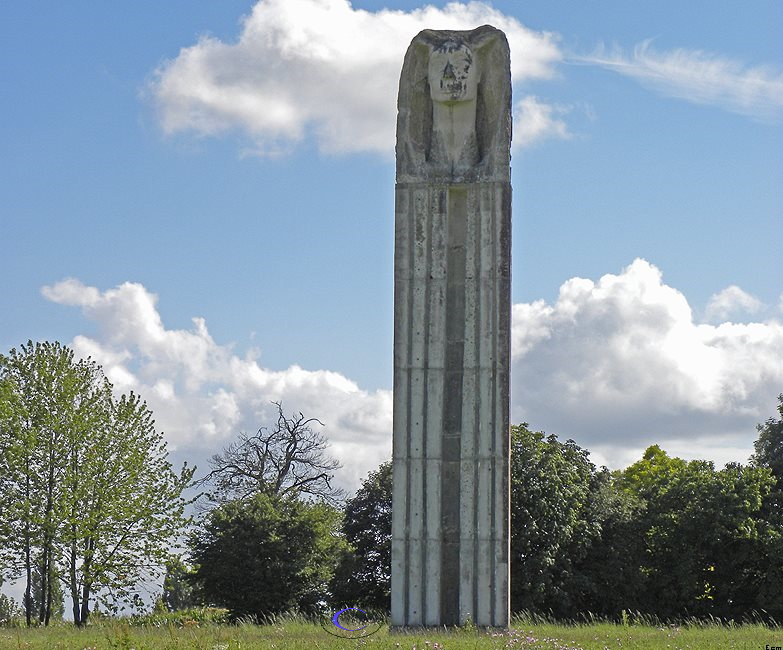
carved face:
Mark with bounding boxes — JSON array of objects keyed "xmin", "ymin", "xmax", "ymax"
[{"xmin": 428, "ymin": 41, "xmax": 478, "ymax": 104}]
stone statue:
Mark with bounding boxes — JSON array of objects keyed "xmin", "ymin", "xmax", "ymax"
[
  {"xmin": 391, "ymin": 25, "xmax": 511, "ymax": 629},
  {"xmin": 396, "ymin": 25, "xmax": 511, "ymax": 183}
]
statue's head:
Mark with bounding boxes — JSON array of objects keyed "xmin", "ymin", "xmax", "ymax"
[{"xmin": 428, "ymin": 40, "xmax": 478, "ymax": 104}]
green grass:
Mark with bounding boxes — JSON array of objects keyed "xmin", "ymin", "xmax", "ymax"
[{"xmin": 0, "ymin": 616, "xmax": 780, "ymax": 650}]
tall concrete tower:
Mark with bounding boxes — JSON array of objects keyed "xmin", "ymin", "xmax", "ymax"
[{"xmin": 391, "ymin": 25, "xmax": 511, "ymax": 628}]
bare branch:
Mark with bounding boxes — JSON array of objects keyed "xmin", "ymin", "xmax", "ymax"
[{"xmin": 201, "ymin": 401, "xmax": 345, "ymax": 505}]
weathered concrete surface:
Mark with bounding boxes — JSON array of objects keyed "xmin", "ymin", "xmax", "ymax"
[{"xmin": 392, "ymin": 25, "xmax": 511, "ymax": 628}]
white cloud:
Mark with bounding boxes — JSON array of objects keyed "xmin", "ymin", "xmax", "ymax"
[
  {"xmin": 512, "ymin": 95, "xmax": 571, "ymax": 149},
  {"xmin": 41, "ymin": 279, "xmax": 393, "ymax": 493},
  {"xmin": 582, "ymin": 40, "xmax": 783, "ymax": 120},
  {"xmin": 149, "ymin": 0, "xmax": 561, "ymax": 155},
  {"xmin": 42, "ymin": 262, "xmax": 782, "ymax": 491},
  {"xmin": 41, "ymin": 277, "xmax": 100, "ymax": 308},
  {"xmin": 704, "ymin": 285, "xmax": 764, "ymax": 323},
  {"xmin": 511, "ymin": 259, "xmax": 783, "ymax": 468}
]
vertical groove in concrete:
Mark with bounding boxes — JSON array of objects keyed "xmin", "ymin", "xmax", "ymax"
[
  {"xmin": 420, "ymin": 189, "xmax": 431, "ymax": 625},
  {"xmin": 424, "ymin": 187, "xmax": 445, "ymax": 625},
  {"xmin": 441, "ymin": 186, "xmax": 466, "ymax": 625},
  {"xmin": 412, "ymin": 187, "xmax": 432, "ymax": 625},
  {"xmin": 479, "ymin": 184, "xmax": 492, "ymax": 626},
  {"xmin": 493, "ymin": 182, "xmax": 511, "ymax": 627},
  {"xmin": 471, "ymin": 185, "xmax": 481, "ymax": 625},
  {"xmin": 477, "ymin": 184, "xmax": 492, "ymax": 625},
  {"xmin": 391, "ymin": 183, "xmax": 414, "ymax": 626},
  {"xmin": 494, "ymin": 187, "xmax": 502, "ymax": 625},
  {"xmin": 408, "ymin": 187, "xmax": 416, "ymax": 624}
]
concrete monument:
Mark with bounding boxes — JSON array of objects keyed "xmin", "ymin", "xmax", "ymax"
[{"xmin": 391, "ymin": 25, "xmax": 511, "ymax": 628}]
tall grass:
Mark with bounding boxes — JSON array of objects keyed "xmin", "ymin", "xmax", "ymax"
[{"xmin": 0, "ymin": 612, "xmax": 779, "ymax": 649}]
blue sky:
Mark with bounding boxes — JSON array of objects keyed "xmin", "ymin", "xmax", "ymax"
[{"xmin": 2, "ymin": 0, "xmax": 782, "ymax": 492}]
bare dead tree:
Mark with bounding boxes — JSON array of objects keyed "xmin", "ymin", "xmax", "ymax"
[{"xmin": 201, "ymin": 402, "xmax": 345, "ymax": 505}]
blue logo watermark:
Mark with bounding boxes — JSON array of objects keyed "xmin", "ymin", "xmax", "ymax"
[{"xmin": 319, "ymin": 607, "xmax": 384, "ymax": 638}]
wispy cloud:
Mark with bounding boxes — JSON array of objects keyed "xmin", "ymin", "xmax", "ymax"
[
  {"xmin": 581, "ymin": 39, "xmax": 783, "ymax": 120},
  {"xmin": 148, "ymin": 0, "xmax": 561, "ymax": 155}
]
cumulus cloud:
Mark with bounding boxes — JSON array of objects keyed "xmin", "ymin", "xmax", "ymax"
[
  {"xmin": 149, "ymin": 0, "xmax": 561, "ymax": 154},
  {"xmin": 704, "ymin": 285, "xmax": 764, "ymax": 323},
  {"xmin": 42, "ymin": 262, "xmax": 782, "ymax": 490},
  {"xmin": 41, "ymin": 279, "xmax": 392, "ymax": 492},
  {"xmin": 512, "ymin": 95, "xmax": 571, "ymax": 148},
  {"xmin": 512, "ymin": 259, "xmax": 783, "ymax": 468},
  {"xmin": 582, "ymin": 40, "xmax": 783, "ymax": 120}
]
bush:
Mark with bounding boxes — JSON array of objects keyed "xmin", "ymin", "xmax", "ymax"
[
  {"xmin": 129, "ymin": 607, "xmax": 230, "ymax": 628},
  {"xmin": 0, "ymin": 594, "xmax": 23, "ymax": 628}
]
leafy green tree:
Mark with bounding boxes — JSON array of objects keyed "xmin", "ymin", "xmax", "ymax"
[
  {"xmin": 62, "ymin": 391, "xmax": 194, "ymax": 625},
  {"xmin": 567, "ymin": 467, "xmax": 646, "ymax": 617},
  {"xmin": 509, "ymin": 424, "xmax": 599, "ymax": 616},
  {"xmin": 0, "ymin": 371, "xmax": 24, "ymax": 615},
  {"xmin": 752, "ymin": 394, "xmax": 783, "ymax": 483},
  {"xmin": 0, "ymin": 341, "xmax": 104, "ymax": 625},
  {"xmin": 749, "ymin": 394, "xmax": 783, "ymax": 621},
  {"xmin": 613, "ymin": 445, "xmax": 695, "ymax": 617},
  {"xmin": 330, "ymin": 460, "xmax": 392, "ymax": 610},
  {"xmin": 190, "ymin": 493, "xmax": 347, "ymax": 618},
  {"xmin": 27, "ymin": 565, "xmax": 65, "ymax": 622},
  {"xmin": 0, "ymin": 341, "xmax": 194, "ymax": 627},
  {"xmin": 0, "ymin": 593, "xmax": 22, "ymax": 627},
  {"xmin": 706, "ymin": 462, "xmax": 776, "ymax": 619},
  {"xmin": 614, "ymin": 444, "xmax": 688, "ymax": 498},
  {"xmin": 161, "ymin": 555, "xmax": 199, "ymax": 611},
  {"xmin": 616, "ymin": 446, "xmax": 775, "ymax": 619}
]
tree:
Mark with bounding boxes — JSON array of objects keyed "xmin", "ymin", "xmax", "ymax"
[
  {"xmin": 509, "ymin": 424, "xmax": 599, "ymax": 616},
  {"xmin": 0, "ymin": 360, "xmax": 28, "ymax": 621},
  {"xmin": 749, "ymin": 394, "xmax": 783, "ymax": 621},
  {"xmin": 62, "ymin": 391, "xmax": 194, "ymax": 625},
  {"xmin": 0, "ymin": 594, "xmax": 22, "ymax": 627},
  {"xmin": 569, "ymin": 468, "xmax": 646, "ymax": 617},
  {"xmin": 614, "ymin": 444, "xmax": 688, "ymax": 499},
  {"xmin": 202, "ymin": 401, "xmax": 344, "ymax": 505},
  {"xmin": 190, "ymin": 493, "xmax": 347, "ymax": 618},
  {"xmin": 0, "ymin": 341, "xmax": 104, "ymax": 625},
  {"xmin": 706, "ymin": 462, "xmax": 777, "ymax": 619},
  {"xmin": 752, "ymin": 394, "xmax": 783, "ymax": 483},
  {"xmin": 615, "ymin": 446, "xmax": 775, "ymax": 619},
  {"xmin": 26, "ymin": 565, "xmax": 65, "ymax": 622},
  {"xmin": 612, "ymin": 445, "xmax": 697, "ymax": 616},
  {"xmin": 161, "ymin": 555, "xmax": 199, "ymax": 611},
  {"xmin": 751, "ymin": 394, "xmax": 783, "ymax": 526},
  {"xmin": 330, "ymin": 460, "xmax": 392, "ymax": 611},
  {"xmin": 0, "ymin": 341, "xmax": 194, "ymax": 627}
]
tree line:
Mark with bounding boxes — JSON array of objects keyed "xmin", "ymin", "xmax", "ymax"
[
  {"xmin": 1, "ymin": 341, "xmax": 781, "ymax": 625},
  {"xmin": 180, "ymin": 401, "xmax": 783, "ymax": 624}
]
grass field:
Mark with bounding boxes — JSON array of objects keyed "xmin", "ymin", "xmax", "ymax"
[{"xmin": 0, "ymin": 617, "xmax": 781, "ymax": 650}]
